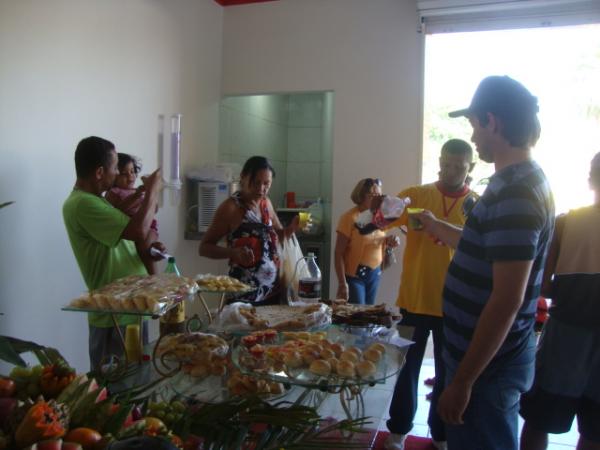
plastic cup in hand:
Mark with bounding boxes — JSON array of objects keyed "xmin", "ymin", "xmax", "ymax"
[
  {"xmin": 298, "ymin": 212, "xmax": 311, "ymax": 230},
  {"xmin": 407, "ymin": 207, "xmax": 424, "ymax": 230}
]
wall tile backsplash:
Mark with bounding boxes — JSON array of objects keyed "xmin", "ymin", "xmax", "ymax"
[{"xmin": 219, "ymin": 92, "xmax": 332, "ymax": 208}]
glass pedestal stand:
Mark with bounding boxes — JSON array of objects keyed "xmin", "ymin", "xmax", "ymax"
[{"xmin": 230, "ymin": 327, "xmax": 409, "ymax": 441}]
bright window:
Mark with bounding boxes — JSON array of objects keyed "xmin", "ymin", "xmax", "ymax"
[{"xmin": 423, "ymin": 24, "xmax": 600, "ymax": 213}]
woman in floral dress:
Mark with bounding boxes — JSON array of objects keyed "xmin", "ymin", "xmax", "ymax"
[{"xmin": 199, "ymin": 156, "xmax": 299, "ymax": 305}]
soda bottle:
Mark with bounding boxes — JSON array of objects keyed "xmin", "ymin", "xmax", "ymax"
[
  {"xmin": 297, "ymin": 253, "xmax": 322, "ymax": 303},
  {"xmin": 159, "ymin": 257, "xmax": 186, "ymax": 336}
]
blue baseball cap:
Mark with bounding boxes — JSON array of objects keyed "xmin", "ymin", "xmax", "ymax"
[{"xmin": 449, "ymin": 75, "xmax": 539, "ymax": 119}]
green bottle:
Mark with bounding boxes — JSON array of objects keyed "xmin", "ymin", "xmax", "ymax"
[
  {"xmin": 160, "ymin": 256, "xmax": 186, "ymax": 335},
  {"xmin": 165, "ymin": 256, "xmax": 181, "ymax": 276}
]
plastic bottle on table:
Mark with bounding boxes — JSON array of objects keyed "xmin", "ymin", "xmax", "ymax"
[
  {"xmin": 297, "ymin": 252, "xmax": 322, "ymax": 303},
  {"xmin": 159, "ymin": 257, "xmax": 186, "ymax": 336}
]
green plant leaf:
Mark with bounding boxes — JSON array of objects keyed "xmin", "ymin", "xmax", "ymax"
[
  {"xmin": 0, "ymin": 336, "xmax": 27, "ymax": 366},
  {"xmin": 0, "ymin": 201, "xmax": 15, "ymax": 209},
  {"xmin": 0, "ymin": 335, "xmax": 66, "ymax": 367}
]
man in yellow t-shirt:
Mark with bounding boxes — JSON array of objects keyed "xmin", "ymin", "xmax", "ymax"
[{"xmin": 385, "ymin": 139, "xmax": 476, "ymax": 450}]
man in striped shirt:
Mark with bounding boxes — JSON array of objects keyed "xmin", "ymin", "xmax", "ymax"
[{"xmin": 415, "ymin": 76, "xmax": 555, "ymax": 450}]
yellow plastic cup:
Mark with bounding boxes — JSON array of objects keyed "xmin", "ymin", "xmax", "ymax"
[
  {"xmin": 124, "ymin": 324, "xmax": 142, "ymax": 363},
  {"xmin": 407, "ymin": 207, "xmax": 424, "ymax": 230},
  {"xmin": 298, "ymin": 211, "xmax": 311, "ymax": 230}
]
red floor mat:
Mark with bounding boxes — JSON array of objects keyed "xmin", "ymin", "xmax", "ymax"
[{"xmin": 372, "ymin": 431, "xmax": 437, "ymax": 450}]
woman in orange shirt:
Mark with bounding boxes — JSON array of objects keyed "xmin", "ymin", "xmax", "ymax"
[{"xmin": 334, "ymin": 178, "xmax": 398, "ymax": 304}]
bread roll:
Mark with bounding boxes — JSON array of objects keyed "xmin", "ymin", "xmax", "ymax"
[
  {"xmin": 363, "ymin": 348, "xmax": 382, "ymax": 363},
  {"xmin": 348, "ymin": 346, "xmax": 362, "ymax": 357},
  {"xmin": 306, "ymin": 343, "xmax": 323, "ymax": 354},
  {"xmin": 132, "ymin": 295, "xmax": 148, "ymax": 311},
  {"xmin": 329, "ymin": 343, "xmax": 345, "ymax": 357},
  {"xmin": 122, "ymin": 298, "xmax": 137, "ymax": 311},
  {"xmin": 327, "ymin": 357, "xmax": 340, "ymax": 374},
  {"xmin": 302, "ymin": 349, "xmax": 319, "ymax": 365},
  {"xmin": 309, "ymin": 359, "xmax": 331, "ymax": 376},
  {"xmin": 339, "ymin": 350, "xmax": 359, "ymax": 363},
  {"xmin": 337, "ymin": 360, "xmax": 356, "ymax": 377},
  {"xmin": 298, "ymin": 332, "xmax": 311, "ymax": 341},
  {"xmin": 320, "ymin": 348, "xmax": 335, "ymax": 360},
  {"xmin": 356, "ymin": 360, "xmax": 377, "ymax": 378},
  {"xmin": 284, "ymin": 351, "xmax": 304, "ymax": 368},
  {"xmin": 368, "ymin": 343, "xmax": 386, "ymax": 354}
]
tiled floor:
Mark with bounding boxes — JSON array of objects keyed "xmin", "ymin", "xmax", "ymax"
[{"xmin": 325, "ymin": 336, "xmax": 581, "ymax": 449}]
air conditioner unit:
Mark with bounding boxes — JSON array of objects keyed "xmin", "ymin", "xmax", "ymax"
[{"xmin": 197, "ymin": 181, "xmax": 231, "ymax": 232}]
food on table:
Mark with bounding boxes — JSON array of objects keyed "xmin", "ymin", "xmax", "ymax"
[
  {"xmin": 146, "ymin": 400, "xmax": 186, "ymax": 428},
  {"xmin": 368, "ymin": 343, "xmax": 387, "ymax": 355},
  {"xmin": 283, "ymin": 351, "xmax": 304, "ymax": 369},
  {"xmin": 67, "ymin": 274, "xmax": 197, "ymax": 314},
  {"xmin": 156, "ymin": 332, "xmax": 228, "ymax": 372},
  {"xmin": 327, "ymin": 357, "xmax": 340, "ymax": 374},
  {"xmin": 339, "ymin": 351, "xmax": 359, "ymax": 363},
  {"xmin": 195, "ymin": 274, "xmax": 252, "ymax": 292},
  {"xmin": 363, "ymin": 348, "xmax": 383, "ymax": 363},
  {"xmin": 237, "ymin": 332, "xmax": 387, "ymax": 381},
  {"xmin": 248, "ymin": 344, "xmax": 265, "ymax": 359},
  {"xmin": 309, "ymin": 359, "xmax": 331, "ymax": 376},
  {"xmin": 14, "ymin": 400, "xmax": 68, "ymax": 448},
  {"xmin": 226, "ymin": 370, "xmax": 283, "ymax": 397},
  {"xmin": 356, "ymin": 360, "xmax": 377, "ymax": 377},
  {"xmin": 213, "ymin": 303, "xmax": 332, "ymax": 332},
  {"xmin": 64, "ymin": 427, "xmax": 102, "ymax": 450},
  {"xmin": 40, "ymin": 361, "xmax": 76, "ymax": 398},
  {"xmin": 320, "ymin": 348, "xmax": 335, "ymax": 360},
  {"xmin": 336, "ymin": 360, "xmax": 356, "ymax": 377},
  {"xmin": 327, "ymin": 300, "xmax": 400, "ymax": 327}
]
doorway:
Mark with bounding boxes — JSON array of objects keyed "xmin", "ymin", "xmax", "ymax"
[{"xmin": 422, "ymin": 24, "xmax": 600, "ymax": 213}]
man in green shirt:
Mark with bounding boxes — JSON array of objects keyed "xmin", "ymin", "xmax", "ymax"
[{"xmin": 63, "ymin": 136, "xmax": 164, "ymax": 370}]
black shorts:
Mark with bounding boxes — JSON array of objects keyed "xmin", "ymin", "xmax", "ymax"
[
  {"xmin": 520, "ymin": 388, "xmax": 600, "ymax": 442},
  {"xmin": 519, "ymin": 318, "xmax": 600, "ymax": 442}
]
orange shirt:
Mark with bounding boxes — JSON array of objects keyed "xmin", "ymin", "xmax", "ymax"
[{"xmin": 336, "ymin": 207, "xmax": 386, "ymax": 277}]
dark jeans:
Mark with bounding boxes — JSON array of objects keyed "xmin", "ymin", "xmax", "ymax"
[
  {"xmin": 346, "ymin": 265, "xmax": 381, "ymax": 305},
  {"xmin": 387, "ymin": 311, "xmax": 446, "ymax": 441},
  {"xmin": 446, "ymin": 332, "xmax": 536, "ymax": 450}
]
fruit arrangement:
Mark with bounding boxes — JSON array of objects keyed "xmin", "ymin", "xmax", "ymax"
[
  {"xmin": 145, "ymin": 401, "xmax": 186, "ymax": 429},
  {"xmin": 0, "ymin": 362, "xmax": 185, "ymax": 450}
]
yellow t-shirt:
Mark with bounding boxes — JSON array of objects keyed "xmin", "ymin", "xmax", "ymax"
[
  {"xmin": 336, "ymin": 207, "xmax": 386, "ymax": 277},
  {"xmin": 390, "ymin": 183, "xmax": 474, "ymax": 317}
]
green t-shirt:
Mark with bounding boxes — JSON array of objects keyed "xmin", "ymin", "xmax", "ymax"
[{"xmin": 63, "ymin": 189, "xmax": 147, "ymax": 327}]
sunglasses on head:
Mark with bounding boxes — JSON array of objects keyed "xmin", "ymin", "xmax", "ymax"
[{"xmin": 365, "ymin": 178, "xmax": 382, "ymax": 187}]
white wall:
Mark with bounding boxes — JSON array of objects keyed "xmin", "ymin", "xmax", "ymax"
[
  {"xmin": 0, "ymin": 0, "xmax": 224, "ymax": 371},
  {"xmin": 221, "ymin": 0, "xmax": 424, "ymax": 305}
]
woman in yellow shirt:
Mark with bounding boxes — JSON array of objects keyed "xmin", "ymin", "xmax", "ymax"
[{"xmin": 334, "ymin": 178, "xmax": 397, "ymax": 304}]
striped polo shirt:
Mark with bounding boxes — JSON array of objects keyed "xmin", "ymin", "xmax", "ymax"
[{"xmin": 442, "ymin": 160, "xmax": 555, "ymax": 372}]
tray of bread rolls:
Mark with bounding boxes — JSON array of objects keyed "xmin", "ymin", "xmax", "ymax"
[
  {"xmin": 231, "ymin": 327, "xmax": 407, "ymax": 389},
  {"xmin": 63, "ymin": 273, "xmax": 198, "ymax": 316}
]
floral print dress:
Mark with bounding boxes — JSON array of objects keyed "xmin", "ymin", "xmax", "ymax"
[{"xmin": 227, "ymin": 192, "xmax": 280, "ymax": 304}]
